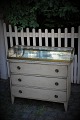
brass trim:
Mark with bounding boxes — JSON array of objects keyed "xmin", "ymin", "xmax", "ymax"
[{"xmin": 7, "ymin": 56, "xmax": 73, "ymax": 63}]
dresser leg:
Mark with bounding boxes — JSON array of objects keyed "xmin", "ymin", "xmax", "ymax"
[
  {"xmin": 64, "ymin": 102, "xmax": 68, "ymax": 111},
  {"xmin": 11, "ymin": 95, "xmax": 15, "ymax": 104}
]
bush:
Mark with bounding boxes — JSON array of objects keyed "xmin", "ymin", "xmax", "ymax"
[{"xmin": 0, "ymin": 0, "xmax": 80, "ymax": 30}]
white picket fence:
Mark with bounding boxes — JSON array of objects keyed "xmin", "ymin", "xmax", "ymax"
[{"xmin": 3, "ymin": 23, "xmax": 80, "ymax": 84}]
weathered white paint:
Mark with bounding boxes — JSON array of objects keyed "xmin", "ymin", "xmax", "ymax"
[
  {"xmin": 9, "ymin": 60, "xmax": 71, "ymax": 111},
  {"xmin": 21, "ymin": 28, "xmax": 24, "ymax": 45},
  {"xmin": 26, "ymin": 28, "xmax": 30, "ymax": 46},
  {"xmin": 51, "ymin": 29, "xmax": 54, "ymax": 47},
  {"xmin": 74, "ymin": 55, "xmax": 77, "ymax": 83},
  {"xmin": 45, "ymin": 29, "xmax": 48, "ymax": 46},
  {"xmin": 9, "ymin": 25, "xmax": 13, "ymax": 47},
  {"xmin": 33, "ymin": 28, "xmax": 36, "ymax": 46},
  {"xmin": 39, "ymin": 29, "xmax": 42, "ymax": 46},
  {"xmin": 78, "ymin": 26, "xmax": 80, "ymax": 84},
  {"xmin": 64, "ymin": 28, "xmax": 68, "ymax": 47},
  {"xmin": 15, "ymin": 26, "xmax": 18, "ymax": 45},
  {"xmin": 0, "ymin": 21, "xmax": 80, "ymax": 83},
  {"xmin": 58, "ymin": 28, "xmax": 61, "ymax": 47},
  {"xmin": 0, "ymin": 20, "xmax": 8, "ymax": 79}
]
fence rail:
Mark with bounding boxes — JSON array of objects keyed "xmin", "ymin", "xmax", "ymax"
[{"xmin": 3, "ymin": 23, "xmax": 80, "ymax": 84}]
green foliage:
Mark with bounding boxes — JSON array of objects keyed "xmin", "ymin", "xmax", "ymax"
[
  {"xmin": 1, "ymin": 0, "xmax": 39, "ymax": 30},
  {"xmin": 0, "ymin": 0, "xmax": 80, "ymax": 30}
]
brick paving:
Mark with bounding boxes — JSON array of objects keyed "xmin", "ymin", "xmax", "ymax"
[{"xmin": 0, "ymin": 79, "xmax": 80, "ymax": 120}]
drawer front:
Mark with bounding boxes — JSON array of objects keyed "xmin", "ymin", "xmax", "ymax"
[
  {"xmin": 11, "ymin": 75, "xmax": 67, "ymax": 90},
  {"xmin": 11, "ymin": 86, "xmax": 66, "ymax": 102},
  {"xmin": 10, "ymin": 62, "xmax": 67, "ymax": 77}
]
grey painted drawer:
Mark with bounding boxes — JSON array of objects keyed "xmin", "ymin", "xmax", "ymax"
[
  {"xmin": 10, "ymin": 62, "xmax": 67, "ymax": 77},
  {"xmin": 12, "ymin": 86, "xmax": 67, "ymax": 102},
  {"xmin": 11, "ymin": 74, "xmax": 67, "ymax": 90}
]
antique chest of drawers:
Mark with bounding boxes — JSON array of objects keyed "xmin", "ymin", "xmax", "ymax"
[{"xmin": 7, "ymin": 45, "xmax": 74, "ymax": 111}]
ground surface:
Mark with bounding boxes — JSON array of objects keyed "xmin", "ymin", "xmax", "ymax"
[{"xmin": 0, "ymin": 79, "xmax": 80, "ymax": 120}]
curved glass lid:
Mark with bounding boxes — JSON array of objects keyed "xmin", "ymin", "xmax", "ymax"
[{"xmin": 7, "ymin": 45, "xmax": 74, "ymax": 62}]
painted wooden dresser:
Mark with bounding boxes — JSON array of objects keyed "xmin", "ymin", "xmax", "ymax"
[{"xmin": 7, "ymin": 45, "xmax": 74, "ymax": 111}]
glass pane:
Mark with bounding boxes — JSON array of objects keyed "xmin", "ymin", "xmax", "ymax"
[{"xmin": 7, "ymin": 45, "xmax": 74, "ymax": 62}]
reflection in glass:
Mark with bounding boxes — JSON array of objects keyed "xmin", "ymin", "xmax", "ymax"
[{"xmin": 7, "ymin": 45, "xmax": 74, "ymax": 62}]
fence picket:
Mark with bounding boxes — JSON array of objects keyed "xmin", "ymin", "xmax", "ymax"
[
  {"xmin": 58, "ymin": 28, "xmax": 61, "ymax": 47},
  {"xmin": 51, "ymin": 29, "xmax": 54, "ymax": 47},
  {"xmin": 74, "ymin": 55, "xmax": 77, "ymax": 83},
  {"xmin": 71, "ymin": 62, "xmax": 74, "ymax": 83},
  {"xmin": 15, "ymin": 26, "xmax": 18, "ymax": 45},
  {"xmin": 9, "ymin": 25, "xmax": 13, "ymax": 47},
  {"xmin": 71, "ymin": 27, "xmax": 74, "ymax": 47},
  {"xmin": 64, "ymin": 28, "xmax": 68, "ymax": 47},
  {"xmin": 3, "ymin": 23, "xmax": 10, "ymax": 77},
  {"xmin": 3, "ymin": 23, "xmax": 8, "ymax": 57},
  {"xmin": 39, "ymin": 29, "xmax": 42, "ymax": 46},
  {"xmin": 21, "ymin": 28, "xmax": 24, "ymax": 45},
  {"xmin": 32, "ymin": 29, "xmax": 36, "ymax": 46},
  {"xmin": 45, "ymin": 29, "xmax": 48, "ymax": 46},
  {"xmin": 70, "ymin": 27, "xmax": 75, "ymax": 83},
  {"xmin": 26, "ymin": 28, "xmax": 30, "ymax": 46},
  {"xmin": 78, "ymin": 26, "xmax": 80, "ymax": 84}
]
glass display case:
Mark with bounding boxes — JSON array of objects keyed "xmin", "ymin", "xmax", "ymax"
[{"xmin": 7, "ymin": 45, "xmax": 74, "ymax": 62}]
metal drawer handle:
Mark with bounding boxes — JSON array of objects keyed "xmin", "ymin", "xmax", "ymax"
[
  {"xmin": 18, "ymin": 78, "xmax": 22, "ymax": 82},
  {"xmin": 55, "ymin": 69, "xmax": 59, "ymax": 73},
  {"xmin": 54, "ymin": 95, "xmax": 58, "ymax": 98},
  {"xmin": 55, "ymin": 82, "xmax": 59, "ymax": 86},
  {"xmin": 19, "ymin": 90, "xmax": 22, "ymax": 93},
  {"xmin": 17, "ymin": 66, "xmax": 21, "ymax": 70}
]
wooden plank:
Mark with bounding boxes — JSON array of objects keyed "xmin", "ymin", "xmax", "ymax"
[
  {"xmin": 64, "ymin": 28, "xmax": 68, "ymax": 47},
  {"xmin": 21, "ymin": 28, "xmax": 24, "ymax": 45},
  {"xmin": 70, "ymin": 27, "xmax": 75, "ymax": 84},
  {"xmin": 14, "ymin": 26, "xmax": 18, "ymax": 45},
  {"xmin": 26, "ymin": 28, "xmax": 30, "ymax": 46},
  {"xmin": 9, "ymin": 25, "xmax": 13, "ymax": 47},
  {"xmin": 58, "ymin": 28, "xmax": 61, "ymax": 47},
  {"xmin": 11, "ymin": 75, "xmax": 67, "ymax": 89},
  {"xmin": 3, "ymin": 23, "xmax": 8, "ymax": 57},
  {"xmin": 39, "ymin": 29, "xmax": 42, "ymax": 46},
  {"xmin": 3, "ymin": 23, "xmax": 9, "ymax": 77},
  {"xmin": 51, "ymin": 29, "xmax": 54, "ymax": 47},
  {"xmin": 74, "ymin": 55, "xmax": 77, "ymax": 83},
  {"xmin": 77, "ymin": 26, "xmax": 80, "ymax": 84},
  {"xmin": 71, "ymin": 62, "xmax": 74, "ymax": 83},
  {"xmin": 10, "ymin": 62, "xmax": 67, "ymax": 77},
  {"xmin": 45, "ymin": 29, "xmax": 48, "ymax": 46},
  {"xmin": 71, "ymin": 27, "xmax": 74, "ymax": 47},
  {"xmin": 32, "ymin": 28, "xmax": 36, "ymax": 46},
  {"xmin": 12, "ymin": 86, "xmax": 66, "ymax": 102}
]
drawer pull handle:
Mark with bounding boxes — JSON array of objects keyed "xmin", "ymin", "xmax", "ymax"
[
  {"xmin": 55, "ymin": 69, "xmax": 59, "ymax": 73},
  {"xmin": 18, "ymin": 78, "xmax": 22, "ymax": 82},
  {"xmin": 55, "ymin": 82, "xmax": 59, "ymax": 86},
  {"xmin": 17, "ymin": 66, "xmax": 21, "ymax": 70},
  {"xmin": 54, "ymin": 95, "xmax": 58, "ymax": 98},
  {"xmin": 19, "ymin": 90, "xmax": 22, "ymax": 93}
]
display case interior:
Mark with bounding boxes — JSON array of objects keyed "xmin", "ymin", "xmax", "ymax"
[{"xmin": 7, "ymin": 45, "xmax": 74, "ymax": 62}]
